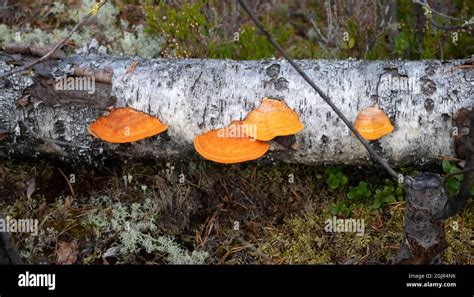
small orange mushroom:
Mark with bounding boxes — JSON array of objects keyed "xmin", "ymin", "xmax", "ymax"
[
  {"xmin": 88, "ymin": 107, "xmax": 168, "ymax": 143},
  {"xmin": 243, "ymin": 97, "xmax": 304, "ymax": 141},
  {"xmin": 194, "ymin": 121, "xmax": 269, "ymax": 164},
  {"xmin": 354, "ymin": 106, "xmax": 394, "ymax": 141}
]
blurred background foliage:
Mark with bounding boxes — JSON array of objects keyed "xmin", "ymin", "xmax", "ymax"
[
  {"xmin": 0, "ymin": 0, "xmax": 472, "ymax": 60},
  {"xmin": 144, "ymin": 0, "xmax": 474, "ymax": 59}
]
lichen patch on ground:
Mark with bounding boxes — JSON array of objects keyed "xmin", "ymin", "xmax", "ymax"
[{"xmin": 0, "ymin": 158, "xmax": 471, "ymax": 264}]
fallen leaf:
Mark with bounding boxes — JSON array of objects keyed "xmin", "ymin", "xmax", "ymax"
[
  {"xmin": 26, "ymin": 177, "xmax": 36, "ymax": 199},
  {"xmin": 55, "ymin": 240, "xmax": 78, "ymax": 265}
]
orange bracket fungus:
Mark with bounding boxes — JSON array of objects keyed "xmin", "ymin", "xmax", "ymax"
[
  {"xmin": 354, "ymin": 106, "xmax": 394, "ymax": 141},
  {"xmin": 243, "ymin": 97, "xmax": 304, "ymax": 141},
  {"xmin": 194, "ymin": 121, "xmax": 269, "ymax": 164},
  {"xmin": 88, "ymin": 107, "xmax": 168, "ymax": 143}
]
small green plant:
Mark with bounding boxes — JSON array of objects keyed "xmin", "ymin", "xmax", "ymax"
[
  {"xmin": 347, "ymin": 181, "xmax": 371, "ymax": 200},
  {"xmin": 442, "ymin": 160, "xmax": 463, "ymax": 195},
  {"xmin": 324, "ymin": 167, "xmax": 348, "ymax": 190},
  {"xmin": 372, "ymin": 179, "xmax": 404, "ymax": 209},
  {"xmin": 442, "ymin": 160, "xmax": 474, "ymax": 197},
  {"xmin": 330, "ymin": 201, "xmax": 352, "ymax": 218}
]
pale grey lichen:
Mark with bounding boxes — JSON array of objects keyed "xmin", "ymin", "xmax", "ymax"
[
  {"xmin": 119, "ymin": 24, "xmax": 164, "ymax": 58},
  {"xmin": 0, "ymin": 24, "xmax": 15, "ymax": 44},
  {"xmin": 0, "ymin": 1, "xmax": 164, "ymax": 58},
  {"xmin": 84, "ymin": 197, "xmax": 208, "ymax": 264},
  {"xmin": 155, "ymin": 236, "xmax": 209, "ymax": 265},
  {"xmin": 19, "ymin": 227, "xmax": 59, "ymax": 262}
]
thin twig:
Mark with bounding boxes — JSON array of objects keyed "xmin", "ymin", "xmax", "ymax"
[
  {"xmin": 309, "ymin": 19, "xmax": 328, "ymax": 45},
  {"xmin": 443, "ymin": 168, "xmax": 474, "ymax": 183},
  {"xmin": 412, "ymin": 0, "xmax": 474, "ymax": 30},
  {"xmin": 326, "ymin": 0, "xmax": 334, "ymax": 46},
  {"xmin": 431, "ymin": 19, "xmax": 473, "ymax": 31},
  {"xmin": 238, "ymin": 0, "xmax": 399, "ymax": 181},
  {"xmin": 0, "ymin": 0, "xmax": 108, "ymax": 79},
  {"xmin": 234, "ymin": 237, "xmax": 273, "ymax": 262},
  {"xmin": 57, "ymin": 167, "xmax": 75, "ymax": 197},
  {"xmin": 412, "ymin": 0, "xmax": 464, "ymax": 22},
  {"xmin": 436, "ymin": 155, "xmax": 463, "ymax": 162}
]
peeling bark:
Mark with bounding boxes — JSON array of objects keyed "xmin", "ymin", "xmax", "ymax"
[{"xmin": 0, "ymin": 52, "xmax": 472, "ymax": 164}]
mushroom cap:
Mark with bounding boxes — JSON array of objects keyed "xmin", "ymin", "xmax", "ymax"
[
  {"xmin": 243, "ymin": 97, "xmax": 304, "ymax": 141},
  {"xmin": 354, "ymin": 106, "xmax": 394, "ymax": 140},
  {"xmin": 88, "ymin": 107, "xmax": 168, "ymax": 143},
  {"xmin": 194, "ymin": 121, "xmax": 269, "ymax": 164}
]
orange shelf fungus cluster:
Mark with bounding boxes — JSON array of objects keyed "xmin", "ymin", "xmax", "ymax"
[
  {"xmin": 243, "ymin": 97, "xmax": 304, "ymax": 141},
  {"xmin": 194, "ymin": 121, "xmax": 269, "ymax": 164},
  {"xmin": 194, "ymin": 97, "xmax": 304, "ymax": 164},
  {"xmin": 354, "ymin": 106, "xmax": 394, "ymax": 141},
  {"xmin": 88, "ymin": 107, "xmax": 168, "ymax": 143},
  {"xmin": 87, "ymin": 99, "xmax": 394, "ymax": 164}
]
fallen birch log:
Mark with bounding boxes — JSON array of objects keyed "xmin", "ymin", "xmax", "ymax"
[{"xmin": 0, "ymin": 52, "xmax": 472, "ymax": 164}]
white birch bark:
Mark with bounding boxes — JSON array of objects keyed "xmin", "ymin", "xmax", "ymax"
[{"xmin": 0, "ymin": 54, "xmax": 472, "ymax": 165}]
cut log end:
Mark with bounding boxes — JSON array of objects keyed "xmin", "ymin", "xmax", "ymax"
[{"xmin": 396, "ymin": 173, "xmax": 448, "ymax": 264}]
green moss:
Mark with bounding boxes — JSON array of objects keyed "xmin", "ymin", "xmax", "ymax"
[
  {"xmin": 144, "ymin": 0, "xmax": 209, "ymax": 58},
  {"xmin": 260, "ymin": 202, "xmax": 405, "ymax": 264},
  {"xmin": 213, "ymin": 22, "xmax": 293, "ymax": 59},
  {"xmin": 443, "ymin": 204, "xmax": 474, "ymax": 264},
  {"xmin": 144, "ymin": 1, "xmax": 293, "ymax": 60}
]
